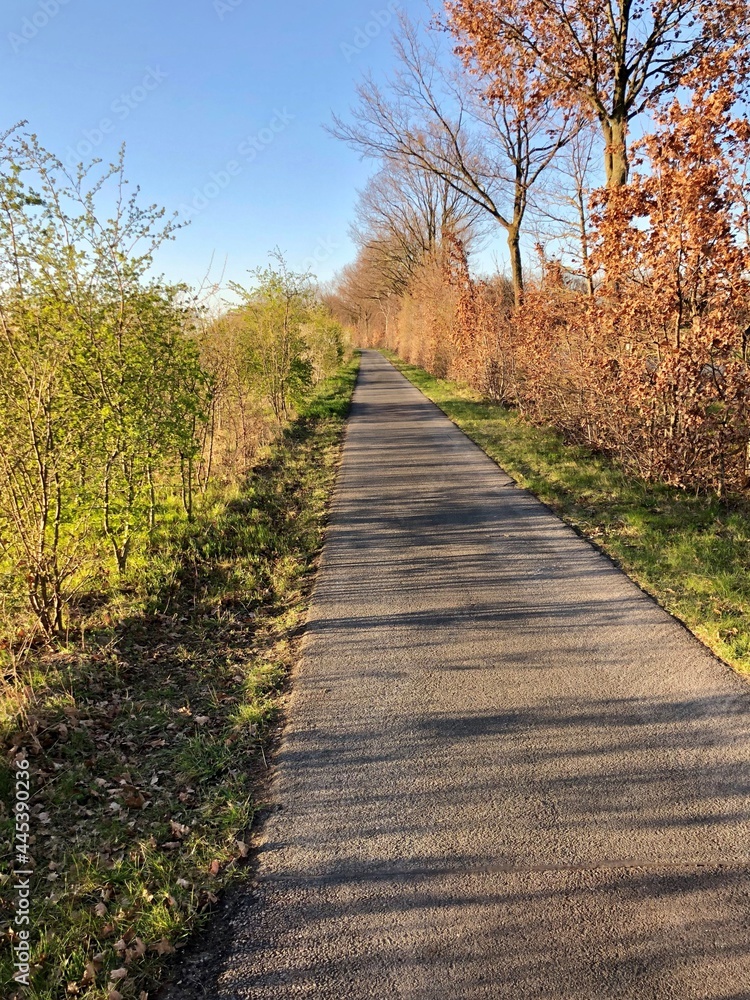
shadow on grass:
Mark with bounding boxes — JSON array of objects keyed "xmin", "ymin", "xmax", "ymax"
[
  {"xmin": 385, "ymin": 351, "xmax": 750, "ymax": 675},
  {"xmin": 0, "ymin": 356, "xmax": 359, "ymax": 1000}
]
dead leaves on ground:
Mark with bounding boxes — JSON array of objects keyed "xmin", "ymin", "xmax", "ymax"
[
  {"xmin": 1, "ymin": 382, "xmax": 352, "ymax": 999},
  {"xmin": 3, "ymin": 620, "xmax": 277, "ymax": 998}
]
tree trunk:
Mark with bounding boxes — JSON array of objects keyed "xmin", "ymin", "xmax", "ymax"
[
  {"xmin": 602, "ymin": 117, "xmax": 628, "ymax": 189},
  {"xmin": 507, "ymin": 225, "xmax": 524, "ymax": 307},
  {"xmin": 576, "ymin": 186, "xmax": 595, "ymax": 296}
]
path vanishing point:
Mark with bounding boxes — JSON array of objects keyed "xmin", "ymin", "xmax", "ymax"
[{"xmin": 189, "ymin": 351, "xmax": 750, "ymax": 997}]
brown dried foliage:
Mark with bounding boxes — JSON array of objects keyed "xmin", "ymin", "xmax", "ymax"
[{"xmin": 339, "ymin": 15, "xmax": 750, "ymax": 497}]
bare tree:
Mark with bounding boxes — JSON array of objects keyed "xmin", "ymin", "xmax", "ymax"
[
  {"xmin": 329, "ymin": 249, "xmax": 401, "ymax": 344},
  {"xmin": 330, "ymin": 16, "xmax": 580, "ymax": 305},
  {"xmin": 350, "ymin": 158, "xmax": 488, "ymax": 295},
  {"xmin": 532, "ymin": 123, "xmax": 601, "ymax": 294}
]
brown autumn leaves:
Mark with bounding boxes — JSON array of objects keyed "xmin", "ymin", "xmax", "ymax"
[{"xmin": 332, "ymin": 0, "xmax": 750, "ymax": 494}]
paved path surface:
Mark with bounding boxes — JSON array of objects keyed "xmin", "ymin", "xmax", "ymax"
[{"xmin": 209, "ymin": 351, "xmax": 750, "ymax": 997}]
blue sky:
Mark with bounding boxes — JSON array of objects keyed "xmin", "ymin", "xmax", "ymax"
[{"xmin": 1, "ymin": 0, "xmax": 432, "ymax": 290}]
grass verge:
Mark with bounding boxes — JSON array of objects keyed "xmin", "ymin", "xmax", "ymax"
[
  {"xmin": 0, "ymin": 355, "xmax": 359, "ymax": 1000},
  {"xmin": 384, "ymin": 351, "xmax": 750, "ymax": 676}
]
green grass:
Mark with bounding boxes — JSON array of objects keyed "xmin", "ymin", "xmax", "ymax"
[
  {"xmin": 0, "ymin": 354, "xmax": 359, "ymax": 1000},
  {"xmin": 384, "ymin": 350, "xmax": 750, "ymax": 676}
]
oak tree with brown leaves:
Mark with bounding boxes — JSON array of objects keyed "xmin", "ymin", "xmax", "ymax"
[{"xmin": 445, "ymin": 0, "xmax": 750, "ymax": 187}]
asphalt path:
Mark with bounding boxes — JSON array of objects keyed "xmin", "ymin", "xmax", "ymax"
[{"xmin": 193, "ymin": 350, "xmax": 750, "ymax": 997}]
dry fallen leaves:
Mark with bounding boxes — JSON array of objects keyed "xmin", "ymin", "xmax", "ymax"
[
  {"xmin": 81, "ymin": 952, "xmax": 104, "ymax": 983},
  {"xmin": 150, "ymin": 937, "xmax": 176, "ymax": 956},
  {"xmin": 121, "ymin": 785, "xmax": 147, "ymax": 809},
  {"xmin": 125, "ymin": 938, "xmax": 147, "ymax": 964}
]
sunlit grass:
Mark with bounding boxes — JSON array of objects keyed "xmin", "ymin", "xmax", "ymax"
[
  {"xmin": 385, "ymin": 350, "xmax": 750, "ymax": 677},
  {"xmin": 0, "ymin": 354, "xmax": 359, "ymax": 999}
]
